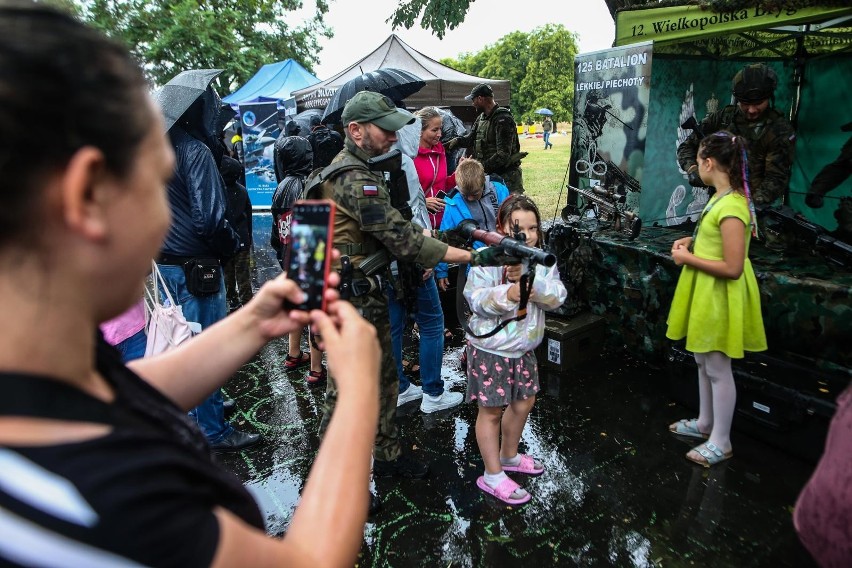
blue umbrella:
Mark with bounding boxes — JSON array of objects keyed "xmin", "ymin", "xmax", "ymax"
[{"xmin": 535, "ymin": 108, "xmax": 554, "ymax": 116}]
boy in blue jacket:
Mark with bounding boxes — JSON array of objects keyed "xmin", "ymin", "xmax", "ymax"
[{"xmin": 435, "ymin": 159, "xmax": 510, "ymax": 290}]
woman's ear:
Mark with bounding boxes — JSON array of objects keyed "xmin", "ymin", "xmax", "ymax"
[{"xmin": 60, "ymin": 147, "xmax": 110, "ymax": 242}]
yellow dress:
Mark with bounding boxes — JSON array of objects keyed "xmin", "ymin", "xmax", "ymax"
[{"xmin": 666, "ymin": 191, "xmax": 767, "ymax": 358}]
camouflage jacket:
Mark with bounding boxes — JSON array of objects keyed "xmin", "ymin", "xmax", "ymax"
[
  {"xmin": 677, "ymin": 105, "xmax": 796, "ymax": 204},
  {"xmin": 306, "ymin": 139, "xmax": 447, "ymax": 273},
  {"xmin": 456, "ymin": 106, "xmax": 521, "ymax": 174},
  {"xmin": 811, "ymin": 135, "xmax": 852, "ymax": 197}
]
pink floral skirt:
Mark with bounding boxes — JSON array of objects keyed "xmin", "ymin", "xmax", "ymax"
[{"xmin": 464, "ymin": 342, "xmax": 539, "ymax": 407}]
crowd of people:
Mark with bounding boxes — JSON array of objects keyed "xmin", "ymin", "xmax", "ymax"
[{"xmin": 0, "ymin": 3, "xmax": 849, "ymax": 567}]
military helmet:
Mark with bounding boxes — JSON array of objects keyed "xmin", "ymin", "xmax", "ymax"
[{"xmin": 732, "ymin": 63, "xmax": 777, "ymax": 104}]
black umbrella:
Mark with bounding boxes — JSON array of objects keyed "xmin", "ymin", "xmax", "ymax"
[
  {"xmin": 291, "ymin": 108, "xmax": 324, "ymax": 134},
  {"xmin": 154, "ymin": 69, "xmax": 223, "ymax": 131},
  {"xmin": 321, "ymin": 68, "xmax": 426, "ymax": 125}
]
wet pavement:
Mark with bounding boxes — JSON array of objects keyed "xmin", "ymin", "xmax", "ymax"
[
  {"xmin": 216, "ymin": 332, "xmax": 818, "ymax": 568},
  {"xmin": 217, "ymin": 217, "xmax": 819, "ymax": 567}
]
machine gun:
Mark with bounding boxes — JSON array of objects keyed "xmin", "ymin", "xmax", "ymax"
[
  {"xmin": 681, "ymin": 115, "xmax": 705, "ymax": 140},
  {"xmin": 566, "ymin": 185, "xmax": 642, "ymax": 240},
  {"xmin": 366, "ymin": 149, "xmax": 421, "ymax": 313},
  {"xmin": 763, "ymin": 205, "xmax": 852, "ymax": 269}
]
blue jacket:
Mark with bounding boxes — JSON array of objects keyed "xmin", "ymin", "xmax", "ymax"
[
  {"xmin": 161, "ymin": 86, "xmax": 239, "ymax": 260},
  {"xmin": 435, "ymin": 178, "xmax": 509, "ymax": 280}
]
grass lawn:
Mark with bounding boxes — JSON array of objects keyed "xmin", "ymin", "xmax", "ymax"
[{"xmin": 517, "ymin": 125, "xmax": 572, "ymax": 221}]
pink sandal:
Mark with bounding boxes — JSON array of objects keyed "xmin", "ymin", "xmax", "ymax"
[
  {"xmin": 476, "ymin": 476, "xmax": 531, "ymax": 505},
  {"xmin": 501, "ymin": 454, "xmax": 545, "ymax": 476}
]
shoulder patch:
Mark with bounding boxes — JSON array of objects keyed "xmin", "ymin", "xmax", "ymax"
[{"xmin": 362, "ymin": 185, "xmax": 378, "ymax": 196}]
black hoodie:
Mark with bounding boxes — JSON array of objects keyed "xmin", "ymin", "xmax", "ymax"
[
  {"xmin": 220, "ymin": 156, "xmax": 252, "ymax": 251},
  {"xmin": 270, "ymin": 136, "xmax": 313, "ymax": 266}
]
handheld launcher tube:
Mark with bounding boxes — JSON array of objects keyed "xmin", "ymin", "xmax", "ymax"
[{"xmin": 457, "ymin": 219, "xmax": 556, "ymax": 267}]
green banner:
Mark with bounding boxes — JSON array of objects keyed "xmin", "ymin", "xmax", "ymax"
[{"xmin": 616, "ymin": 5, "xmax": 852, "ymax": 47}]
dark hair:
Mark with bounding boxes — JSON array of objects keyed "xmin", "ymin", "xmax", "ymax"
[
  {"xmin": 0, "ymin": 1, "xmax": 149, "ymax": 245},
  {"xmin": 496, "ymin": 194, "xmax": 543, "ymax": 247},
  {"xmin": 698, "ymin": 130, "xmax": 750, "ymax": 193}
]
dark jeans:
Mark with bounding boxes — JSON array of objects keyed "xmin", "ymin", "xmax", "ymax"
[
  {"xmin": 387, "ymin": 278, "xmax": 446, "ymax": 396},
  {"xmin": 156, "ymin": 263, "xmax": 232, "ymax": 444}
]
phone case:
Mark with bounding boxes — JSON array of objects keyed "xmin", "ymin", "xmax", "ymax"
[{"xmin": 283, "ymin": 199, "xmax": 336, "ymax": 311}]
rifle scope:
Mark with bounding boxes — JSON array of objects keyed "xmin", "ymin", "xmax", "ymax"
[{"xmin": 457, "ymin": 220, "xmax": 556, "ymax": 267}]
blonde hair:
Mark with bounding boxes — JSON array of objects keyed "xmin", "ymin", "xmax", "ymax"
[
  {"xmin": 414, "ymin": 106, "xmax": 442, "ymax": 130},
  {"xmin": 455, "ymin": 159, "xmax": 485, "ymax": 194}
]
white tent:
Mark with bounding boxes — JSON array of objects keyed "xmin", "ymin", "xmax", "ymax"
[{"xmin": 292, "ymin": 34, "xmax": 511, "ymax": 120}]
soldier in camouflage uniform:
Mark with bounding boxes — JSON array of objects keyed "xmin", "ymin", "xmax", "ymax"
[
  {"xmin": 446, "ymin": 84, "xmax": 526, "ymax": 194},
  {"xmin": 306, "ymin": 91, "xmax": 519, "ymax": 487},
  {"xmin": 677, "ymin": 63, "xmax": 796, "ymax": 206}
]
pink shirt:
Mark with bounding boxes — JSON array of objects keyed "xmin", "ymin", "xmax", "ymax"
[
  {"xmin": 100, "ymin": 300, "xmax": 146, "ymax": 346},
  {"xmin": 413, "ymin": 141, "xmax": 456, "ymax": 229}
]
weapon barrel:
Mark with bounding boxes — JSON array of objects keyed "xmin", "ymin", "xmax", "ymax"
[{"xmin": 467, "ymin": 227, "xmax": 556, "ymax": 267}]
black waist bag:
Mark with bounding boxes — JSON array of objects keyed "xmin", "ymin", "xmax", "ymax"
[{"xmin": 183, "ymin": 257, "xmax": 221, "ymax": 296}]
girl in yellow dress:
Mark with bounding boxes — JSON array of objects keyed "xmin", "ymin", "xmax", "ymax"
[{"xmin": 666, "ymin": 131, "xmax": 767, "ymax": 467}]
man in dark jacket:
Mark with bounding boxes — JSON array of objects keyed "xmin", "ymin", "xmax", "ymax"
[
  {"xmin": 220, "ymin": 155, "xmax": 254, "ymax": 311},
  {"xmin": 157, "ymin": 85, "xmax": 261, "ymax": 451}
]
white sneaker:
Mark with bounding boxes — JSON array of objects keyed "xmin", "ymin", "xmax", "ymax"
[
  {"xmin": 420, "ymin": 391, "xmax": 464, "ymax": 413},
  {"xmin": 397, "ymin": 384, "xmax": 423, "ymax": 406}
]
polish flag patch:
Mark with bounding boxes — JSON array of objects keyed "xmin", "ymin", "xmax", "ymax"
[{"xmin": 362, "ymin": 185, "xmax": 378, "ymax": 196}]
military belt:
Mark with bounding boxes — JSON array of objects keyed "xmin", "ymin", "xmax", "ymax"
[{"xmin": 337, "ymin": 242, "xmax": 379, "ymax": 256}]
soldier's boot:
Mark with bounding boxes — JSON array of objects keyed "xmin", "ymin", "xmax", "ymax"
[{"xmin": 373, "ymin": 453, "xmax": 430, "ymax": 479}]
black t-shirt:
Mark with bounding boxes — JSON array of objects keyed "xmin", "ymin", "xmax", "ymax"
[{"xmin": 0, "ymin": 337, "xmax": 264, "ymax": 567}]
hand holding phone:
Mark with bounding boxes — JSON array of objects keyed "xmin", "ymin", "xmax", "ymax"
[
  {"xmin": 435, "ymin": 190, "xmax": 447, "ymax": 200},
  {"xmin": 283, "ymin": 200, "xmax": 336, "ymax": 312}
]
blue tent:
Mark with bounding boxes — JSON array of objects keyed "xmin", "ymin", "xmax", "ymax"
[{"xmin": 223, "ymin": 59, "xmax": 319, "ymax": 105}]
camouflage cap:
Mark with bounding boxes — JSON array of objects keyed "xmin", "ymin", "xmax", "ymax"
[
  {"xmin": 341, "ymin": 91, "xmax": 415, "ymax": 131},
  {"xmin": 465, "ymin": 83, "xmax": 494, "ymax": 101},
  {"xmin": 732, "ymin": 63, "xmax": 777, "ymax": 104}
]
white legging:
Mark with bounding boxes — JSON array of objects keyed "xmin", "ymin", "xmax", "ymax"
[{"xmin": 695, "ymin": 351, "xmax": 736, "ymax": 450}]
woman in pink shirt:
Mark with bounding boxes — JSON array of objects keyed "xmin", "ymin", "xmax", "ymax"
[{"xmin": 414, "ymin": 107, "xmax": 457, "ymax": 229}]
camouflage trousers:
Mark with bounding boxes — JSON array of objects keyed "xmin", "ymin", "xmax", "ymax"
[
  {"xmin": 223, "ymin": 249, "xmax": 253, "ymax": 308},
  {"xmin": 318, "ymin": 288, "xmax": 401, "ymax": 462},
  {"xmin": 500, "ymin": 166, "xmax": 524, "ymax": 194}
]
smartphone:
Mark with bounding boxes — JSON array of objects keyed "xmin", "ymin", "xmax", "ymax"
[
  {"xmin": 283, "ymin": 200, "xmax": 336, "ymax": 312},
  {"xmin": 435, "ymin": 190, "xmax": 447, "ymax": 199}
]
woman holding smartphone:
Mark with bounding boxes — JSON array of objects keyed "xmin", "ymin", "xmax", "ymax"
[
  {"xmin": 414, "ymin": 107, "xmax": 457, "ymax": 230},
  {"xmin": 0, "ymin": 4, "xmax": 379, "ymax": 567}
]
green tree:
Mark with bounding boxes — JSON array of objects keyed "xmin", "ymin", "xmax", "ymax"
[
  {"xmin": 80, "ymin": 0, "xmax": 331, "ymax": 92},
  {"xmin": 441, "ymin": 25, "xmax": 580, "ymax": 122},
  {"xmin": 388, "ymin": 0, "xmax": 473, "ymax": 39}
]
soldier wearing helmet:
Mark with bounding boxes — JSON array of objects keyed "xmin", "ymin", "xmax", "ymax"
[{"xmin": 677, "ymin": 63, "xmax": 796, "ymax": 206}]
